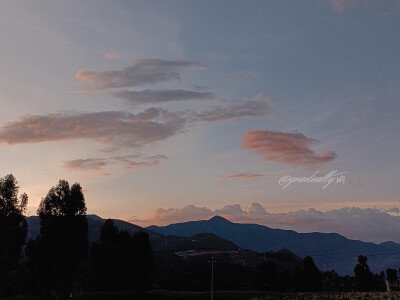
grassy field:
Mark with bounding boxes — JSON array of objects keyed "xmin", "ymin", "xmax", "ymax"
[
  {"xmin": 4, "ymin": 291, "xmax": 400, "ymax": 300},
  {"xmin": 82, "ymin": 290, "xmax": 400, "ymax": 300}
]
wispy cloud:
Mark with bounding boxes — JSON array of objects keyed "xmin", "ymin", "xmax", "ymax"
[
  {"xmin": 135, "ymin": 203, "xmax": 400, "ymax": 244},
  {"xmin": 65, "ymin": 153, "xmax": 168, "ymax": 173},
  {"xmin": 0, "ymin": 97, "xmax": 271, "ymax": 149},
  {"xmin": 114, "ymin": 89, "xmax": 214, "ymax": 105},
  {"xmin": 242, "ymin": 130, "xmax": 336, "ymax": 166},
  {"xmin": 348, "ymin": 178, "xmax": 366, "ymax": 187},
  {"xmin": 360, "ymin": 107, "xmax": 374, "ymax": 121},
  {"xmin": 130, "ymin": 205, "xmax": 214, "ymax": 226},
  {"xmin": 216, "ymin": 173, "xmax": 263, "ymax": 181},
  {"xmin": 105, "ymin": 51, "xmax": 121, "ymax": 60},
  {"xmin": 114, "ymin": 154, "xmax": 167, "ymax": 169},
  {"xmin": 0, "ymin": 108, "xmax": 185, "ymax": 148},
  {"xmin": 75, "ymin": 58, "xmax": 205, "ymax": 90},
  {"xmin": 329, "ymin": 0, "xmax": 363, "ymax": 13},
  {"xmin": 229, "ymin": 71, "xmax": 259, "ymax": 84},
  {"xmin": 189, "ymin": 96, "xmax": 273, "ymax": 122},
  {"xmin": 65, "ymin": 158, "xmax": 109, "ymax": 171},
  {"xmin": 330, "ymin": 0, "xmax": 345, "ymax": 12}
]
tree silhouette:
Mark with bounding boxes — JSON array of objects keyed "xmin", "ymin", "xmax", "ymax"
[
  {"xmin": 29, "ymin": 180, "xmax": 88, "ymax": 298},
  {"xmin": 131, "ymin": 230, "xmax": 153, "ymax": 289},
  {"xmin": 257, "ymin": 261, "xmax": 278, "ymax": 290},
  {"xmin": 354, "ymin": 255, "xmax": 375, "ymax": 291},
  {"xmin": 386, "ymin": 268, "xmax": 398, "ymax": 282},
  {"xmin": 37, "ymin": 180, "xmax": 86, "ymax": 217},
  {"xmin": 90, "ymin": 219, "xmax": 152, "ymax": 291},
  {"xmin": 0, "ymin": 174, "xmax": 28, "ymax": 295},
  {"xmin": 299, "ymin": 256, "xmax": 322, "ymax": 291}
]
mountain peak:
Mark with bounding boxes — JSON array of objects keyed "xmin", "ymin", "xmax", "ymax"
[
  {"xmin": 208, "ymin": 215, "xmax": 231, "ymax": 223},
  {"xmin": 87, "ymin": 214, "xmax": 103, "ymax": 221}
]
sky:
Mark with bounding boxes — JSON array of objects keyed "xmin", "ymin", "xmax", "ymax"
[{"xmin": 0, "ymin": 0, "xmax": 400, "ymax": 243}]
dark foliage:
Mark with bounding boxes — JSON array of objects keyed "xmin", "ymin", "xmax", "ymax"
[
  {"xmin": 0, "ymin": 175, "xmax": 392, "ymax": 297},
  {"xmin": 386, "ymin": 268, "xmax": 398, "ymax": 282},
  {"xmin": 27, "ymin": 180, "xmax": 88, "ymax": 298},
  {"xmin": 257, "ymin": 261, "xmax": 279, "ymax": 290},
  {"xmin": 0, "ymin": 174, "xmax": 28, "ymax": 296},
  {"xmin": 89, "ymin": 219, "xmax": 153, "ymax": 291},
  {"xmin": 354, "ymin": 255, "xmax": 386, "ymax": 291}
]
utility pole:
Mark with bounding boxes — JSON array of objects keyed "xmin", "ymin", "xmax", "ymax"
[{"xmin": 211, "ymin": 256, "xmax": 214, "ymax": 300}]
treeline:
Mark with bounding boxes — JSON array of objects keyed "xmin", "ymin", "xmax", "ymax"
[
  {"xmin": 152, "ymin": 252, "xmax": 394, "ymax": 292},
  {"xmin": 0, "ymin": 174, "xmax": 152, "ymax": 299},
  {"xmin": 1, "ymin": 174, "xmax": 400, "ymax": 299}
]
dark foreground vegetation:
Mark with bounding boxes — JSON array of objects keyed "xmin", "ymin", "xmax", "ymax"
[
  {"xmin": 3, "ymin": 291, "xmax": 400, "ymax": 300},
  {"xmin": 1, "ymin": 174, "xmax": 400, "ymax": 299}
]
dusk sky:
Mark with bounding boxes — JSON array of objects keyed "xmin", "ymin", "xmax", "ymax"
[{"xmin": 1, "ymin": 1, "xmax": 400, "ymax": 243}]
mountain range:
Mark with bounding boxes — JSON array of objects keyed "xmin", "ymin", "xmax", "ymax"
[
  {"xmin": 26, "ymin": 215, "xmax": 400, "ymax": 275},
  {"xmin": 148, "ymin": 216, "xmax": 400, "ymax": 275}
]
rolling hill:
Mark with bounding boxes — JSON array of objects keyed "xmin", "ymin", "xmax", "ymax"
[
  {"xmin": 25, "ymin": 215, "xmax": 302, "ymax": 273},
  {"xmin": 148, "ymin": 216, "xmax": 400, "ymax": 275}
]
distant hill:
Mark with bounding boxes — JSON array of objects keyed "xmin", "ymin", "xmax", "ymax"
[
  {"xmin": 25, "ymin": 215, "xmax": 302, "ymax": 274},
  {"xmin": 147, "ymin": 216, "xmax": 400, "ymax": 275},
  {"xmin": 26, "ymin": 215, "xmax": 162, "ymax": 245}
]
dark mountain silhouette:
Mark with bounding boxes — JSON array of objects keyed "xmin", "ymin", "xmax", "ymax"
[
  {"xmin": 25, "ymin": 215, "xmax": 302, "ymax": 274},
  {"xmin": 26, "ymin": 215, "xmax": 162, "ymax": 245},
  {"xmin": 27, "ymin": 214, "xmax": 400, "ymax": 275},
  {"xmin": 148, "ymin": 216, "xmax": 400, "ymax": 275}
]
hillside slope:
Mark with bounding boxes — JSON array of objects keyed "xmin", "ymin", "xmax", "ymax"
[{"xmin": 148, "ymin": 216, "xmax": 400, "ymax": 275}]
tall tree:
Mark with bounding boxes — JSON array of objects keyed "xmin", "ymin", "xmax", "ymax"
[
  {"xmin": 32, "ymin": 180, "xmax": 88, "ymax": 298},
  {"xmin": 257, "ymin": 261, "xmax": 278, "ymax": 290},
  {"xmin": 131, "ymin": 230, "xmax": 153, "ymax": 289},
  {"xmin": 354, "ymin": 255, "xmax": 374, "ymax": 291},
  {"xmin": 0, "ymin": 174, "xmax": 28, "ymax": 295},
  {"xmin": 386, "ymin": 268, "xmax": 398, "ymax": 282},
  {"xmin": 90, "ymin": 219, "xmax": 152, "ymax": 291},
  {"xmin": 300, "ymin": 256, "xmax": 322, "ymax": 291}
]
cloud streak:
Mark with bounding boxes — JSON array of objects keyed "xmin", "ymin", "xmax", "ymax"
[
  {"xmin": 229, "ymin": 71, "xmax": 259, "ymax": 84},
  {"xmin": 330, "ymin": 0, "xmax": 345, "ymax": 12},
  {"xmin": 0, "ymin": 98, "xmax": 271, "ymax": 149},
  {"xmin": 114, "ymin": 89, "xmax": 214, "ymax": 105},
  {"xmin": 329, "ymin": 0, "xmax": 362, "ymax": 13},
  {"xmin": 65, "ymin": 154, "xmax": 168, "ymax": 173},
  {"xmin": 216, "ymin": 173, "xmax": 263, "ymax": 181},
  {"xmin": 190, "ymin": 97, "xmax": 272, "ymax": 122},
  {"xmin": 0, "ymin": 108, "xmax": 185, "ymax": 148},
  {"xmin": 76, "ymin": 58, "xmax": 204, "ymax": 90},
  {"xmin": 242, "ymin": 130, "xmax": 336, "ymax": 166},
  {"xmin": 65, "ymin": 158, "xmax": 109, "ymax": 171},
  {"xmin": 105, "ymin": 51, "xmax": 121, "ymax": 60}
]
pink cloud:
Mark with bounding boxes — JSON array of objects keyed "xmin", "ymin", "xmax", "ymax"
[
  {"xmin": 0, "ymin": 108, "xmax": 185, "ymax": 148},
  {"xmin": 216, "ymin": 173, "xmax": 263, "ymax": 181},
  {"xmin": 75, "ymin": 58, "xmax": 205, "ymax": 90},
  {"xmin": 330, "ymin": 0, "xmax": 345, "ymax": 12},
  {"xmin": 329, "ymin": 0, "xmax": 363, "ymax": 13},
  {"xmin": 190, "ymin": 96, "xmax": 272, "ymax": 122},
  {"xmin": 65, "ymin": 158, "xmax": 108, "ymax": 171},
  {"xmin": 0, "ymin": 100, "xmax": 272, "ymax": 149},
  {"xmin": 131, "ymin": 205, "xmax": 214, "ymax": 226},
  {"xmin": 65, "ymin": 154, "xmax": 168, "ymax": 173},
  {"xmin": 114, "ymin": 89, "xmax": 214, "ymax": 105},
  {"xmin": 105, "ymin": 51, "xmax": 121, "ymax": 60},
  {"xmin": 242, "ymin": 130, "xmax": 336, "ymax": 167},
  {"xmin": 348, "ymin": 178, "xmax": 366, "ymax": 187},
  {"xmin": 0, "ymin": 98, "xmax": 272, "ymax": 154},
  {"xmin": 360, "ymin": 107, "xmax": 374, "ymax": 121}
]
